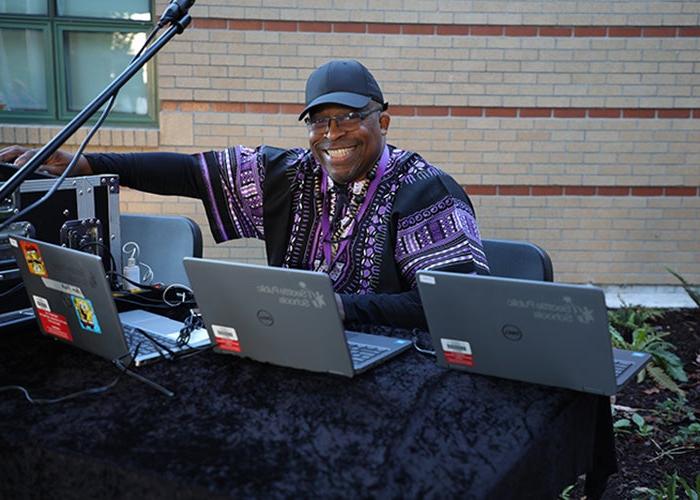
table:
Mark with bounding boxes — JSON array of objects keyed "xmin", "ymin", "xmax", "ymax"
[{"xmin": 0, "ymin": 326, "xmax": 616, "ymax": 499}]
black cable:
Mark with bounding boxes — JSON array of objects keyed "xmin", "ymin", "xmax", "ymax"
[
  {"xmin": 79, "ymin": 241, "xmax": 118, "ymax": 280},
  {"xmin": 131, "ymin": 326, "xmax": 177, "ymax": 359},
  {"xmin": 0, "ymin": 281, "xmax": 24, "ymax": 298},
  {"xmin": 114, "ymin": 289, "xmax": 168, "ymax": 303},
  {"xmin": 129, "ymin": 324, "xmax": 211, "ymax": 363},
  {"xmin": 173, "ymin": 343, "xmax": 214, "ymax": 360},
  {"xmin": 109, "ymin": 270, "xmax": 164, "ymax": 293},
  {"xmin": 177, "ymin": 311, "xmax": 205, "ymax": 347},
  {"xmin": 0, "ymin": 354, "xmax": 137, "ymax": 404},
  {"xmin": 113, "ymin": 297, "xmax": 175, "ymax": 309}
]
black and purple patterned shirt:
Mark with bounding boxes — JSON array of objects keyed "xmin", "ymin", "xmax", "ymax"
[{"xmin": 87, "ymin": 145, "xmax": 488, "ymax": 328}]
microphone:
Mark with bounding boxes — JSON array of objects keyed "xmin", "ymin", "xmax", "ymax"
[{"xmin": 158, "ymin": 0, "xmax": 195, "ymax": 27}]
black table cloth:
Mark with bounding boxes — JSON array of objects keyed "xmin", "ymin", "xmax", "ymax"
[{"xmin": 0, "ymin": 326, "xmax": 616, "ymax": 499}]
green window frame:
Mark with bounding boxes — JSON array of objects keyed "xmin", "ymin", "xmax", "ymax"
[{"xmin": 0, "ymin": 0, "xmax": 156, "ymax": 126}]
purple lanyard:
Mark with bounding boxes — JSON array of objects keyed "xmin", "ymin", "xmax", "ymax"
[{"xmin": 315, "ymin": 146, "xmax": 389, "ymax": 270}]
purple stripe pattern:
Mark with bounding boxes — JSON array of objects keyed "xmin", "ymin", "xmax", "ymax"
[
  {"xmin": 395, "ymin": 197, "xmax": 487, "ymax": 286},
  {"xmin": 197, "ymin": 152, "xmax": 229, "ymax": 241},
  {"xmin": 197, "ymin": 144, "xmax": 487, "ymax": 294}
]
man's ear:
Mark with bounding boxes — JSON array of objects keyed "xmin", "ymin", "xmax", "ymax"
[{"xmin": 379, "ymin": 113, "xmax": 391, "ymax": 135}]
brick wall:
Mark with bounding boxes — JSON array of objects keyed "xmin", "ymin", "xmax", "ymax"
[{"xmin": 2, "ymin": 0, "xmax": 699, "ymax": 284}]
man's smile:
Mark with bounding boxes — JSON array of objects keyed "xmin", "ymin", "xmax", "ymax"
[{"xmin": 323, "ymin": 145, "xmax": 357, "ymax": 161}]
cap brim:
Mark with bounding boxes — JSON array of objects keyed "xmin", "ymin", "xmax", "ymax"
[{"xmin": 298, "ymin": 92, "xmax": 371, "ymax": 120}]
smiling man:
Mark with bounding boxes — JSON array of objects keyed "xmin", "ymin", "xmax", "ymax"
[{"xmin": 0, "ymin": 59, "xmax": 489, "ymax": 328}]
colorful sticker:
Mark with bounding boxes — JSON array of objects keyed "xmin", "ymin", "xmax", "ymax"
[
  {"xmin": 37, "ymin": 309, "xmax": 73, "ymax": 342},
  {"xmin": 71, "ymin": 296, "xmax": 102, "ymax": 334},
  {"xmin": 41, "ymin": 277, "xmax": 84, "ymax": 298},
  {"xmin": 32, "ymin": 295, "xmax": 51, "ymax": 312},
  {"xmin": 19, "ymin": 240, "xmax": 48, "ymax": 277},
  {"xmin": 212, "ymin": 324, "xmax": 241, "ymax": 352},
  {"xmin": 441, "ymin": 338, "xmax": 474, "ymax": 367}
]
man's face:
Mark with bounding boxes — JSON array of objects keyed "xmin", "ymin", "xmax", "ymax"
[{"xmin": 308, "ymin": 104, "xmax": 390, "ymax": 185}]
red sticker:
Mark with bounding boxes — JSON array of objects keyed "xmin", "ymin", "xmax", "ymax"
[
  {"xmin": 19, "ymin": 240, "xmax": 48, "ymax": 277},
  {"xmin": 216, "ymin": 338, "xmax": 241, "ymax": 352},
  {"xmin": 212, "ymin": 325, "xmax": 241, "ymax": 353},
  {"xmin": 444, "ymin": 351, "xmax": 474, "ymax": 367},
  {"xmin": 37, "ymin": 309, "xmax": 73, "ymax": 342}
]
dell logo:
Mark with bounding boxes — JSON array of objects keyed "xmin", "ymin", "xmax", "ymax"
[
  {"xmin": 501, "ymin": 324, "xmax": 523, "ymax": 341},
  {"xmin": 257, "ymin": 309, "xmax": 274, "ymax": 326}
]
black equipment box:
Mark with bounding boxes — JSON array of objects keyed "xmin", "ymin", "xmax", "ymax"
[{"xmin": 0, "ymin": 174, "xmax": 122, "ymax": 327}]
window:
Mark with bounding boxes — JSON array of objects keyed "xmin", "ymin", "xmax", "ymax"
[{"xmin": 0, "ymin": 0, "xmax": 155, "ymax": 125}]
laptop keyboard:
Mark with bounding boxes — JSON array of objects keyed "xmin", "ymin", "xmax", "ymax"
[
  {"xmin": 348, "ymin": 341, "xmax": 390, "ymax": 366},
  {"xmin": 122, "ymin": 324, "xmax": 179, "ymax": 356},
  {"xmin": 614, "ymin": 360, "xmax": 633, "ymax": 377}
]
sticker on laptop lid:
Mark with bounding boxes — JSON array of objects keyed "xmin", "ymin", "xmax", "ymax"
[
  {"xmin": 418, "ymin": 274, "xmax": 436, "ymax": 285},
  {"xmin": 19, "ymin": 240, "xmax": 48, "ymax": 277},
  {"xmin": 9, "ymin": 237, "xmax": 18, "ymax": 248},
  {"xmin": 441, "ymin": 338, "xmax": 474, "ymax": 367},
  {"xmin": 41, "ymin": 277, "xmax": 84, "ymax": 298},
  {"xmin": 32, "ymin": 295, "xmax": 51, "ymax": 312},
  {"xmin": 37, "ymin": 309, "xmax": 73, "ymax": 342},
  {"xmin": 71, "ymin": 296, "xmax": 101, "ymax": 334},
  {"xmin": 212, "ymin": 324, "xmax": 241, "ymax": 352}
]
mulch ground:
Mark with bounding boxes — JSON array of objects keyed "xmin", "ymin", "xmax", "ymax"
[{"xmin": 601, "ymin": 308, "xmax": 700, "ymax": 498}]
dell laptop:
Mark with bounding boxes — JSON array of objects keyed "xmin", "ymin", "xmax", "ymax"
[
  {"xmin": 183, "ymin": 258, "xmax": 411, "ymax": 377},
  {"xmin": 10, "ymin": 236, "xmax": 210, "ymax": 367},
  {"xmin": 416, "ymin": 271, "xmax": 650, "ymax": 395}
]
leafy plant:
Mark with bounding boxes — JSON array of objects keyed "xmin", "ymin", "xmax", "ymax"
[
  {"xmin": 614, "ymin": 412, "xmax": 654, "ymax": 437},
  {"xmin": 614, "ymin": 417, "xmax": 632, "ymax": 434},
  {"xmin": 633, "ymin": 472, "xmax": 700, "ymax": 500},
  {"xmin": 667, "ymin": 267, "xmax": 700, "ymax": 308},
  {"xmin": 609, "ymin": 304, "xmax": 663, "ymax": 333},
  {"xmin": 609, "ymin": 308, "xmax": 688, "ymax": 396},
  {"xmin": 558, "ymin": 483, "xmax": 575, "ymax": 499},
  {"xmin": 669, "ymin": 423, "xmax": 700, "ymax": 447},
  {"xmin": 655, "ymin": 396, "xmax": 697, "ymax": 425}
]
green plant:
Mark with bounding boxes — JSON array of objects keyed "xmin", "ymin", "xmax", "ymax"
[
  {"xmin": 667, "ymin": 267, "xmax": 700, "ymax": 308},
  {"xmin": 609, "ymin": 323, "xmax": 687, "ymax": 395},
  {"xmin": 655, "ymin": 396, "xmax": 697, "ymax": 425},
  {"xmin": 608, "ymin": 304, "xmax": 663, "ymax": 333},
  {"xmin": 559, "ymin": 483, "xmax": 575, "ymax": 499},
  {"xmin": 633, "ymin": 472, "xmax": 700, "ymax": 500},
  {"xmin": 669, "ymin": 423, "xmax": 700, "ymax": 447},
  {"xmin": 614, "ymin": 417, "xmax": 632, "ymax": 433},
  {"xmin": 614, "ymin": 412, "xmax": 654, "ymax": 437}
]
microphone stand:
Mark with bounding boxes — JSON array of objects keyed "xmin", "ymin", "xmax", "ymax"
[{"xmin": 0, "ymin": 13, "xmax": 192, "ymax": 204}]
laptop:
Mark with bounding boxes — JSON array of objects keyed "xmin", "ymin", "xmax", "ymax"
[
  {"xmin": 183, "ymin": 258, "xmax": 411, "ymax": 377},
  {"xmin": 416, "ymin": 271, "xmax": 651, "ymax": 395},
  {"xmin": 9, "ymin": 236, "xmax": 210, "ymax": 367}
]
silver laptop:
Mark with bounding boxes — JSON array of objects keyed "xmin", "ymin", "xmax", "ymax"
[
  {"xmin": 416, "ymin": 271, "xmax": 651, "ymax": 395},
  {"xmin": 10, "ymin": 236, "xmax": 210, "ymax": 367},
  {"xmin": 183, "ymin": 258, "xmax": 411, "ymax": 377}
]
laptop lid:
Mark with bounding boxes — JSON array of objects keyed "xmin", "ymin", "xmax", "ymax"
[
  {"xmin": 416, "ymin": 271, "xmax": 650, "ymax": 395},
  {"xmin": 9, "ymin": 236, "xmax": 209, "ymax": 367},
  {"xmin": 184, "ymin": 258, "xmax": 409, "ymax": 377},
  {"xmin": 10, "ymin": 236, "xmax": 132, "ymax": 364}
]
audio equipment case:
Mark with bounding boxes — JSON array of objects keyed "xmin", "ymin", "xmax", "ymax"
[{"xmin": 0, "ymin": 174, "xmax": 122, "ymax": 328}]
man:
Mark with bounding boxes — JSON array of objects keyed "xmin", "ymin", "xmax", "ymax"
[{"xmin": 0, "ymin": 59, "xmax": 489, "ymax": 328}]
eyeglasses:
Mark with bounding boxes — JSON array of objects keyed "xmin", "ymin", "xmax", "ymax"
[{"xmin": 305, "ymin": 109, "xmax": 380, "ymax": 134}]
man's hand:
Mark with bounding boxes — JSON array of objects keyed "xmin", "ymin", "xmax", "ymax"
[{"xmin": 0, "ymin": 145, "xmax": 93, "ymax": 176}]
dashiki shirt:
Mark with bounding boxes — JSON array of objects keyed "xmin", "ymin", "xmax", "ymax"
[{"xmin": 193, "ymin": 144, "xmax": 489, "ymax": 297}]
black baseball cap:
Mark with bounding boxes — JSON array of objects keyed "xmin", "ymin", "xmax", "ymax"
[{"xmin": 298, "ymin": 59, "xmax": 386, "ymax": 120}]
